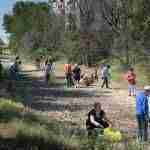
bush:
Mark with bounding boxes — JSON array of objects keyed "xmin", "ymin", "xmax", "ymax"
[
  {"xmin": 0, "ymin": 99, "xmax": 24, "ymax": 121},
  {"xmin": 15, "ymin": 121, "xmax": 50, "ymax": 144},
  {"xmin": 0, "ymin": 99, "xmax": 24, "ymax": 112}
]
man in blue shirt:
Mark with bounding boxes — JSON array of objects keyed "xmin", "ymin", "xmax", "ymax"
[{"xmin": 136, "ymin": 86, "xmax": 150, "ymax": 141}]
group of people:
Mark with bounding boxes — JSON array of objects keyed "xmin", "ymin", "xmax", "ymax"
[
  {"xmin": 84, "ymin": 65, "xmax": 150, "ymax": 142},
  {"xmin": 64, "ymin": 63, "xmax": 112, "ymax": 89},
  {"xmin": 4, "ymin": 56, "xmax": 150, "ymax": 142},
  {"xmin": 86, "ymin": 86, "xmax": 150, "ymax": 142},
  {"xmin": 64, "ymin": 62, "xmax": 137, "ymax": 98},
  {"xmin": 35, "ymin": 56, "xmax": 54, "ymax": 84},
  {"xmin": 64, "ymin": 63, "xmax": 81, "ymax": 88}
]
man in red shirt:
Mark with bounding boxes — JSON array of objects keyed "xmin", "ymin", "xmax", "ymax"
[{"xmin": 126, "ymin": 68, "xmax": 136, "ymax": 96}]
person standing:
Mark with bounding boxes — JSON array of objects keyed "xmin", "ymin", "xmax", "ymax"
[
  {"xmin": 64, "ymin": 63, "xmax": 73, "ymax": 87},
  {"xmin": 0, "ymin": 60, "xmax": 3, "ymax": 80},
  {"xmin": 73, "ymin": 64, "xmax": 81, "ymax": 88},
  {"xmin": 126, "ymin": 68, "xmax": 136, "ymax": 96},
  {"xmin": 101, "ymin": 65, "xmax": 110, "ymax": 88},
  {"xmin": 136, "ymin": 86, "xmax": 150, "ymax": 141},
  {"xmin": 94, "ymin": 65, "xmax": 98, "ymax": 82},
  {"xmin": 44, "ymin": 59, "xmax": 53, "ymax": 84}
]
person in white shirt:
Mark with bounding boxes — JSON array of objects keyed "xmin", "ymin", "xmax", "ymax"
[{"xmin": 45, "ymin": 59, "xmax": 53, "ymax": 84}]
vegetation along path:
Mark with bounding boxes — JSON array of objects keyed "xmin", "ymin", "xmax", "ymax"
[{"xmin": 15, "ymin": 63, "xmax": 137, "ymax": 136}]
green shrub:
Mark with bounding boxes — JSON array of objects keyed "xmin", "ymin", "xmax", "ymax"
[
  {"xmin": 0, "ymin": 99, "xmax": 24, "ymax": 112},
  {"xmin": 13, "ymin": 120, "xmax": 76, "ymax": 150},
  {"xmin": 0, "ymin": 99, "xmax": 24, "ymax": 121},
  {"xmin": 15, "ymin": 121, "xmax": 50, "ymax": 144}
]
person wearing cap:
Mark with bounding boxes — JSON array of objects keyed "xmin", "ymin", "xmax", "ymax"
[{"xmin": 136, "ymin": 86, "xmax": 150, "ymax": 141}]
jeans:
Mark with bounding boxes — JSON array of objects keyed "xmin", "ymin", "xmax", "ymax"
[
  {"xmin": 128, "ymin": 84, "xmax": 136, "ymax": 96},
  {"xmin": 136, "ymin": 114, "xmax": 148, "ymax": 141},
  {"xmin": 66, "ymin": 73, "xmax": 73, "ymax": 87}
]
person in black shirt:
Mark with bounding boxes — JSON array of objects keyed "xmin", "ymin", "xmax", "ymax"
[
  {"xmin": 86, "ymin": 102, "xmax": 111, "ymax": 136},
  {"xmin": 73, "ymin": 64, "xmax": 81, "ymax": 88}
]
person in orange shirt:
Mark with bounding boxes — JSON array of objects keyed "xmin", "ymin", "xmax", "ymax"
[
  {"xmin": 126, "ymin": 68, "xmax": 136, "ymax": 96},
  {"xmin": 64, "ymin": 63, "xmax": 73, "ymax": 87}
]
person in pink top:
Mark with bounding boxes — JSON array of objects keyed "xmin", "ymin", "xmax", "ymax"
[
  {"xmin": 126, "ymin": 68, "xmax": 136, "ymax": 96},
  {"xmin": 64, "ymin": 63, "xmax": 73, "ymax": 87}
]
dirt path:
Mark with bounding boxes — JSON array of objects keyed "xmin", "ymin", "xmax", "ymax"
[{"xmin": 20, "ymin": 63, "xmax": 136, "ymax": 135}]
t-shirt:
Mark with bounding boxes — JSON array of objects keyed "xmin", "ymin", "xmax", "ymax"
[
  {"xmin": 126, "ymin": 72, "xmax": 136, "ymax": 85},
  {"xmin": 64, "ymin": 64, "xmax": 72, "ymax": 74}
]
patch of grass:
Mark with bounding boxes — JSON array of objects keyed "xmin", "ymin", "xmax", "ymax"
[{"xmin": 0, "ymin": 98, "xmax": 148, "ymax": 150}]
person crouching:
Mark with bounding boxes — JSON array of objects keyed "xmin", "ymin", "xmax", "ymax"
[{"xmin": 86, "ymin": 102, "xmax": 111, "ymax": 137}]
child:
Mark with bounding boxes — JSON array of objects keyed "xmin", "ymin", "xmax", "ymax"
[{"xmin": 126, "ymin": 68, "xmax": 136, "ymax": 96}]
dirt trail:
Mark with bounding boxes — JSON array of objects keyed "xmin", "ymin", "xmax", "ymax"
[{"xmin": 20, "ymin": 63, "xmax": 136, "ymax": 134}]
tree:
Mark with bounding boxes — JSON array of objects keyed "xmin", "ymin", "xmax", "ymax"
[
  {"xmin": 3, "ymin": 1, "xmax": 64, "ymax": 58},
  {"xmin": 101, "ymin": 0, "xmax": 150, "ymax": 66}
]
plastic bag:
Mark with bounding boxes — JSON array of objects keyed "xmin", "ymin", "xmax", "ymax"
[{"xmin": 104, "ymin": 128, "xmax": 122, "ymax": 142}]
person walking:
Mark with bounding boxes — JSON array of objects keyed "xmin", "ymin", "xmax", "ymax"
[
  {"xmin": 73, "ymin": 64, "xmax": 81, "ymax": 88},
  {"xmin": 126, "ymin": 68, "xmax": 136, "ymax": 96},
  {"xmin": 101, "ymin": 65, "xmax": 111, "ymax": 88},
  {"xmin": 136, "ymin": 86, "xmax": 150, "ymax": 141}
]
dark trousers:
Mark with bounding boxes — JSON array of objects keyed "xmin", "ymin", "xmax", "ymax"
[
  {"xmin": 45, "ymin": 73, "xmax": 50, "ymax": 84},
  {"xmin": 101, "ymin": 77, "xmax": 109, "ymax": 88},
  {"xmin": 66, "ymin": 73, "xmax": 73, "ymax": 87},
  {"xmin": 136, "ymin": 114, "xmax": 148, "ymax": 141}
]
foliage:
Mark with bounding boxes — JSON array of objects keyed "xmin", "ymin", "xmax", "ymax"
[
  {"xmin": 62, "ymin": 31, "xmax": 82, "ymax": 63},
  {"xmin": 0, "ymin": 99, "xmax": 24, "ymax": 113},
  {"xmin": 0, "ymin": 99, "xmax": 24, "ymax": 121},
  {"xmin": 3, "ymin": 1, "xmax": 64, "ymax": 58},
  {"xmin": 100, "ymin": 0, "xmax": 150, "ymax": 66}
]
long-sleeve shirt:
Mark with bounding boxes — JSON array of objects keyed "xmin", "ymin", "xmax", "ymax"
[{"xmin": 136, "ymin": 92, "xmax": 148, "ymax": 116}]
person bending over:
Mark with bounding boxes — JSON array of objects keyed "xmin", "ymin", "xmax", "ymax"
[{"xmin": 86, "ymin": 102, "xmax": 111, "ymax": 136}]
